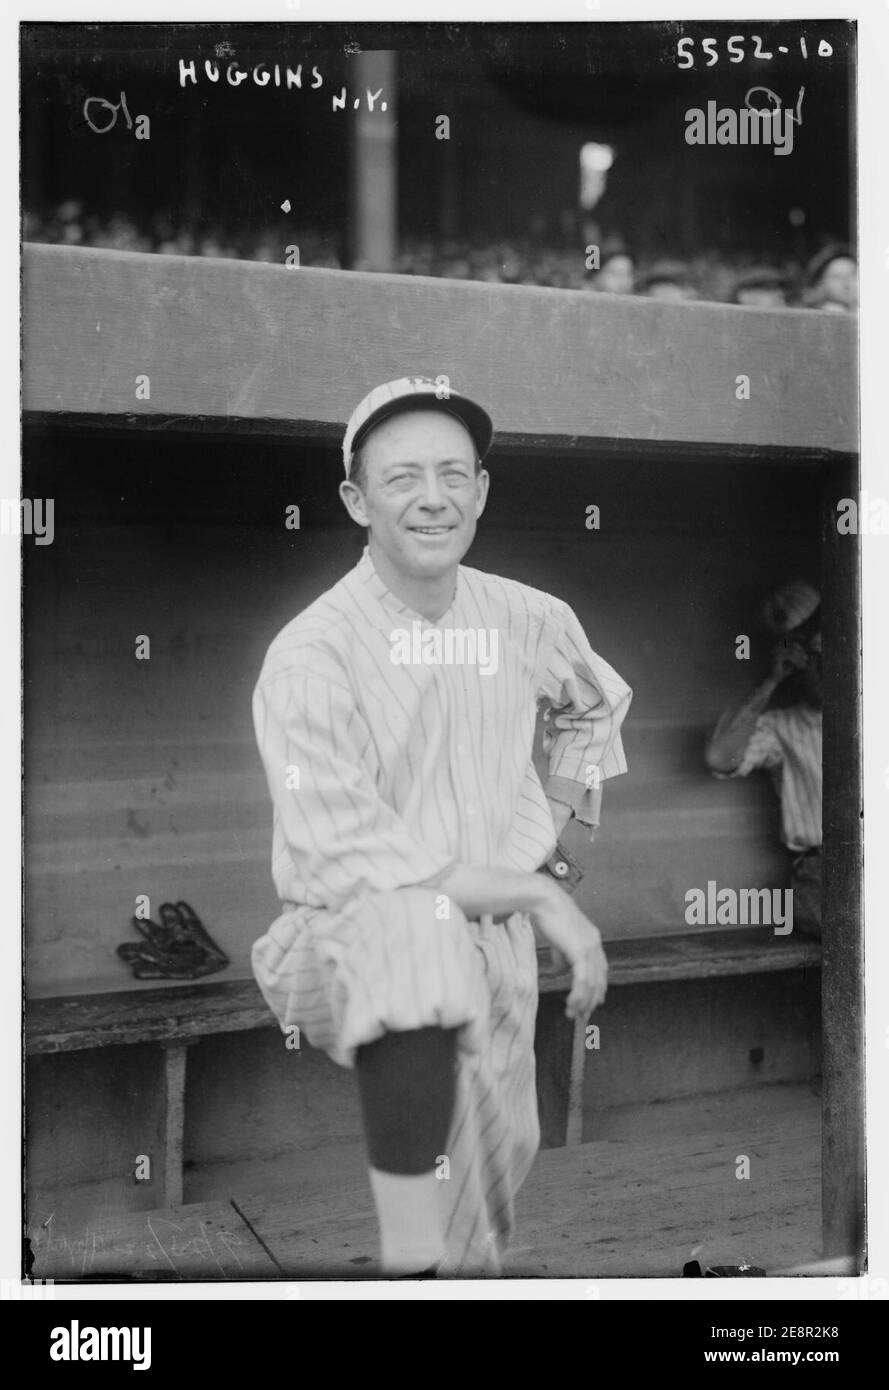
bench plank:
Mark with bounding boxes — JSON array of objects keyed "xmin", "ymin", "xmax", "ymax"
[
  {"xmin": 27, "ymin": 929, "xmax": 821, "ymax": 1054},
  {"xmin": 540, "ymin": 927, "xmax": 820, "ymax": 992},
  {"xmin": 27, "ymin": 977, "xmax": 273, "ymax": 1053}
]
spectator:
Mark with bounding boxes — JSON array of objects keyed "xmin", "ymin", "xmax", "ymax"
[
  {"xmin": 637, "ymin": 259, "xmax": 698, "ymax": 302},
  {"xmin": 732, "ymin": 266, "xmax": 791, "ymax": 308},
  {"xmin": 804, "ymin": 244, "xmax": 858, "ymax": 312},
  {"xmin": 22, "ymin": 199, "xmax": 856, "ymax": 313},
  {"xmin": 588, "ymin": 246, "xmax": 636, "ymax": 295}
]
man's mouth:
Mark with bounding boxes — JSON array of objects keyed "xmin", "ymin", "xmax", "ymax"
[{"xmin": 409, "ymin": 525, "xmax": 455, "ymax": 535}]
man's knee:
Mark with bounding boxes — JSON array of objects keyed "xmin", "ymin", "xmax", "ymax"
[{"xmin": 356, "ymin": 1025, "xmax": 459, "ymax": 1175}]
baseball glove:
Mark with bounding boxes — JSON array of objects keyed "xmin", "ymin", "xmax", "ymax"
[{"xmin": 117, "ymin": 900, "xmax": 229, "ymax": 980}]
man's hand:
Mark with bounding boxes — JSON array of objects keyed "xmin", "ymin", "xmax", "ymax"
[
  {"xmin": 771, "ymin": 638, "xmax": 808, "ymax": 682},
  {"xmin": 531, "ymin": 879, "xmax": 608, "ymax": 1021},
  {"xmin": 428, "ymin": 863, "xmax": 607, "ymax": 1019}
]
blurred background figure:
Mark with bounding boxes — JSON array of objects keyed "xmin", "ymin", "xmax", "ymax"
[
  {"xmin": 637, "ymin": 259, "xmax": 698, "ymax": 302},
  {"xmin": 803, "ymin": 244, "xmax": 858, "ymax": 312},
  {"xmin": 22, "ymin": 199, "xmax": 856, "ymax": 313},
  {"xmin": 732, "ymin": 265, "xmax": 791, "ymax": 308},
  {"xmin": 587, "ymin": 244, "xmax": 636, "ymax": 295},
  {"xmin": 705, "ymin": 581, "xmax": 822, "ymax": 939},
  {"xmin": 55, "ymin": 199, "xmax": 85, "ymax": 246}
]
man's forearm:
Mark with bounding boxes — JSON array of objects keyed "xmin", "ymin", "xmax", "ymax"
[
  {"xmin": 706, "ymin": 676, "xmax": 780, "ymax": 773},
  {"xmin": 428, "ymin": 862, "xmax": 562, "ymax": 923}
]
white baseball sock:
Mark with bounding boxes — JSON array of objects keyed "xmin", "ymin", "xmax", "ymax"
[{"xmin": 368, "ymin": 1168, "xmax": 445, "ymax": 1275}]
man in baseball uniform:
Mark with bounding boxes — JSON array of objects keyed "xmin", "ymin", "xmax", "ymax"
[
  {"xmin": 705, "ymin": 581, "xmax": 822, "ymax": 936},
  {"xmin": 252, "ymin": 378, "xmax": 632, "ymax": 1276}
]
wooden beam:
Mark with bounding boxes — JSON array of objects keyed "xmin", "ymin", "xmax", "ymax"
[
  {"xmin": 565, "ymin": 1017, "xmax": 588, "ymax": 1146},
  {"xmin": 820, "ymin": 455, "xmax": 865, "ymax": 1265},
  {"xmin": 160, "ymin": 1042, "xmax": 190, "ymax": 1209},
  {"xmin": 348, "ymin": 51, "xmax": 397, "ymax": 270},
  {"xmin": 23, "ymin": 243, "xmax": 857, "ymax": 454}
]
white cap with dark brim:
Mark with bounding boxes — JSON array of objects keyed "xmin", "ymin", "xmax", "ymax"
[{"xmin": 342, "ymin": 377, "xmax": 494, "ymax": 476}]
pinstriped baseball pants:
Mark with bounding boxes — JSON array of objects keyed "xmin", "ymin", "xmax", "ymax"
[{"xmin": 252, "ymin": 887, "xmax": 541, "ymax": 1274}]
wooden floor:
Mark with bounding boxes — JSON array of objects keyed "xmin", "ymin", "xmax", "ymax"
[
  {"xmin": 508, "ymin": 1083, "xmax": 821, "ymax": 1277},
  {"xmin": 27, "ymin": 1082, "xmax": 821, "ymax": 1282}
]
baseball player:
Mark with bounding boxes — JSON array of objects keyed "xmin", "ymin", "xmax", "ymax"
[
  {"xmin": 705, "ymin": 581, "xmax": 822, "ymax": 936},
  {"xmin": 251, "ymin": 378, "xmax": 632, "ymax": 1276}
]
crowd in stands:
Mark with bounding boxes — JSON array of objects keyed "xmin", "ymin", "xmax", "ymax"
[{"xmin": 23, "ymin": 202, "xmax": 858, "ymax": 312}]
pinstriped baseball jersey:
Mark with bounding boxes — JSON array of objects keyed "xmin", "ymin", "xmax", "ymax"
[
  {"xmin": 251, "ymin": 545, "xmax": 631, "ymax": 1271},
  {"xmin": 253, "ymin": 546, "xmax": 631, "ymax": 908},
  {"xmin": 722, "ymin": 705, "xmax": 822, "ymax": 851}
]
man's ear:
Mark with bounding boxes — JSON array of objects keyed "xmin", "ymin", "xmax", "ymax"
[
  {"xmin": 339, "ymin": 479, "xmax": 369, "ymax": 527},
  {"xmin": 474, "ymin": 468, "xmax": 490, "ymax": 519}
]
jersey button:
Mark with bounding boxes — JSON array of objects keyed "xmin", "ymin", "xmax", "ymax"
[{"xmin": 553, "ymin": 860, "xmax": 569, "ymax": 878}]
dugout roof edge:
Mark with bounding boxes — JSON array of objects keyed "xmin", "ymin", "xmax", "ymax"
[{"xmin": 22, "ymin": 243, "xmax": 858, "ymax": 457}]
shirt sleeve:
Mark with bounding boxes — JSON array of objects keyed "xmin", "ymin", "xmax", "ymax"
[
  {"xmin": 253, "ymin": 663, "xmax": 456, "ymax": 910},
  {"xmin": 536, "ymin": 598, "xmax": 633, "ymax": 829},
  {"xmin": 713, "ymin": 712, "xmax": 784, "ymax": 779}
]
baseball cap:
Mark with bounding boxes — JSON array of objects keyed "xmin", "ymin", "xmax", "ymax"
[
  {"xmin": 733, "ymin": 266, "xmax": 791, "ymax": 295},
  {"xmin": 761, "ymin": 581, "xmax": 821, "ymax": 635},
  {"xmin": 806, "ymin": 242, "xmax": 855, "ymax": 287},
  {"xmin": 637, "ymin": 259, "xmax": 695, "ymax": 293},
  {"xmin": 342, "ymin": 377, "xmax": 494, "ymax": 477}
]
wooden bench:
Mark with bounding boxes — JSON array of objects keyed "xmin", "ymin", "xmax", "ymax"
[{"xmin": 27, "ymin": 928, "xmax": 821, "ymax": 1206}]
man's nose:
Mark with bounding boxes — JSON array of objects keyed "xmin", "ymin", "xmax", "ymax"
[{"xmin": 417, "ymin": 473, "xmax": 447, "ymax": 508}]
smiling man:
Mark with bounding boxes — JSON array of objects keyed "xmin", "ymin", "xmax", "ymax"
[{"xmin": 251, "ymin": 377, "xmax": 632, "ymax": 1277}]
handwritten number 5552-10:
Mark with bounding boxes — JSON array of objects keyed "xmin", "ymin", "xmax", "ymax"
[{"xmin": 676, "ymin": 35, "xmax": 833, "ymax": 68}]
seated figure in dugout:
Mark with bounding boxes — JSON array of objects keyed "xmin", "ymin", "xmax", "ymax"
[
  {"xmin": 705, "ymin": 581, "xmax": 823, "ymax": 939},
  {"xmin": 250, "ymin": 376, "xmax": 632, "ymax": 1277}
]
